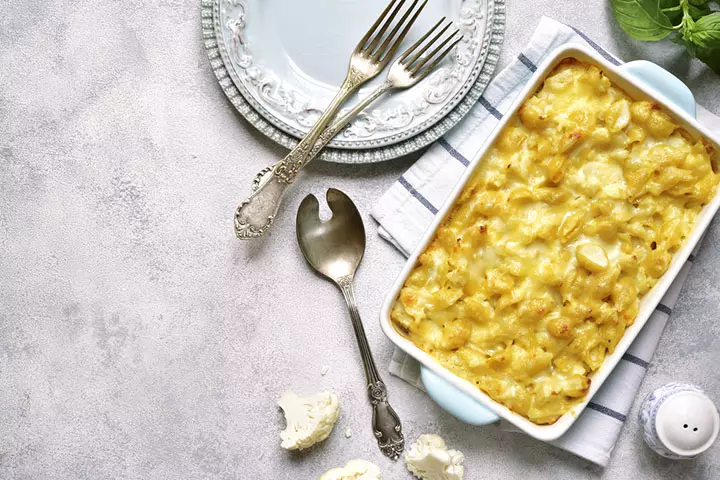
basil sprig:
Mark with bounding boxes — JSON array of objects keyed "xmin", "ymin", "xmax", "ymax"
[{"xmin": 611, "ymin": 0, "xmax": 720, "ymax": 74}]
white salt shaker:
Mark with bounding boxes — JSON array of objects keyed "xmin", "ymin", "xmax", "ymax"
[{"xmin": 639, "ymin": 383, "xmax": 719, "ymax": 459}]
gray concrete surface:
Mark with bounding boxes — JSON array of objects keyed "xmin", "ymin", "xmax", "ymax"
[{"xmin": 1, "ymin": 1, "xmax": 719, "ymax": 479}]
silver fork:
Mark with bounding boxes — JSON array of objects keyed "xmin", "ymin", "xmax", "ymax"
[
  {"xmin": 239, "ymin": 19, "xmax": 462, "ymax": 236},
  {"xmin": 308, "ymin": 18, "xmax": 462, "ymax": 161},
  {"xmin": 235, "ymin": 0, "xmax": 427, "ymax": 239}
]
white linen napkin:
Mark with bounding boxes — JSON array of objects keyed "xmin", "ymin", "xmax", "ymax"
[{"xmin": 372, "ymin": 16, "xmax": 720, "ymax": 467}]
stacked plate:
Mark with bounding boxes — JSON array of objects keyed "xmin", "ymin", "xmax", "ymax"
[{"xmin": 202, "ymin": 0, "xmax": 506, "ymax": 163}]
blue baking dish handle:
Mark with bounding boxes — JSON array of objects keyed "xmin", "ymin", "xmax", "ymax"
[
  {"xmin": 620, "ymin": 60, "xmax": 696, "ymax": 118},
  {"xmin": 420, "ymin": 61, "xmax": 696, "ymax": 427},
  {"xmin": 421, "ymin": 367, "xmax": 500, "ymax": 425}
]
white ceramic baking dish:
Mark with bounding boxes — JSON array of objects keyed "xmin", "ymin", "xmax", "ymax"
[{"xmin": 379, "ymin": 44, "xmax": 720, "ymax": 441}]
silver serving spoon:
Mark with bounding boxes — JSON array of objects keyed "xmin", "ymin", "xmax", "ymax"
[{"xmin": 296, "ymin": 188, "xmax": 404, "ymax": 460}]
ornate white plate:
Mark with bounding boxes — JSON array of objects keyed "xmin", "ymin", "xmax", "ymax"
[{"xmin": 202, "ymin": 0, "xmax": 505, "ymax": 162}]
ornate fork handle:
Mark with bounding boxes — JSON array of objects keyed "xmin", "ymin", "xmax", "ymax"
[
  {"xmin": 337, "ymin": 275, "xmax": 404, "ymax": 459},
  {"xmin": 310, "ymin": 80, "xmax": 394, "ymax": 159},
  {"xmin": 274, "ymin": 67, "xmax": 366, "ymax": 183},
  {"xmin": 235, "ymin": 81, "xmax": 393, "ymax": 239},
  {"xmin": 234, "ymin": 71, "xmax": 365, "ymax": 239}
]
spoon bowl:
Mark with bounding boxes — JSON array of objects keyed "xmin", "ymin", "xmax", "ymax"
[{"xmin": 296, "ymin": 188, "xmax": 366, "ymax": 283}]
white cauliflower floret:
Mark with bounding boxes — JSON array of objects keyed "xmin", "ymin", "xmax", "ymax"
[
  {"xmin": 319, "ymin": 459, "xmax": 382, "ymax": 480},
  {"xmin": 278, "ymin": 390, "xmax": 339, "ymax": 450},
  {"xmin": 405, "ymin": 434, "xmax": 464, "ymax": 480}
]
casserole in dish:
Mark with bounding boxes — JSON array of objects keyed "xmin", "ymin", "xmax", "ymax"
[{"xmin": 380, "ymin": 44, "xmax": 720, "ymax": 441}]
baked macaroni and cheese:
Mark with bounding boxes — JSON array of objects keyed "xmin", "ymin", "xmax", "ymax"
[{"xmin": 391, "ymin": 59, "xmax": 719, "ymax": 425}]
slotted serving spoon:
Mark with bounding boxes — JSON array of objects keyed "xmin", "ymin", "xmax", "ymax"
[{"xmin": 296, "ymin": 188, "xmax": 404, "ymax": 459}]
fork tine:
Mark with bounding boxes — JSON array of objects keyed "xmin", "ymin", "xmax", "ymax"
[
  {"xmin": 412, "ymin": 34, "xmax": 463, "ymax": 79},
  {"xmin": 374, "ymin": 0, "xmax": 427, "ymax": 62},
  {"xmin": 405, "ymin": 20, "xmax": 451, "ymax": 68},
  {"xmin": 363, "ymin": 0, "xmax": 406, "ymax": 54},
  {"xmin": 356, "ymin": 0, "xmax": 402, "ymax": 51},
  {"xmin": 410, "ymin": 29, "xmax": 460, "ymax": 75},
  {"xmin": 396, "ymin": 17, "xmax": 444, "ymax": 64}
]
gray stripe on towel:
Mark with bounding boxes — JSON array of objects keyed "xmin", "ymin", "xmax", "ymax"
[
  {"xmin": 438, "ymin": 137, "xmax": 470, "ymax": 166},
  {"xmin": 478, "ymin": 96, "xmax": 503, "ymax": 120},
  {"xmin": 517, "ymin": 53, "xmax": 537, "ymax": 72},
  {"xmin": 398, "ymin": 176, "xmax": 438, "ymax": 215},
  {"xmin": 568, "ymin": 25, "xmax": 621, "ymax": 66},
  {"xmin": 622, "ymin": 353, "xmax": 649, "ymax": 369},
  {"xmin": 587, "ymin": 402, "xmax": 627, "ymax": 422}
]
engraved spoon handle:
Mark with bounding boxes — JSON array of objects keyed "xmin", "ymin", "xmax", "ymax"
[{"xmin": 337, "ymin": 275, "xmax": 404, "ymax": 460}]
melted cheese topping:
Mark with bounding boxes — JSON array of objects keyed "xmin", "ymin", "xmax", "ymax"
[{"xmin": 391, "ymin": 59, "xmax": 718, "ymax": 425}]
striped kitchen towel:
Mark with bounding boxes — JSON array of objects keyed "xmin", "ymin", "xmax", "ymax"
[{"xmin": 372, "ymin": 16, "xmax": 720, "ymax": 467}]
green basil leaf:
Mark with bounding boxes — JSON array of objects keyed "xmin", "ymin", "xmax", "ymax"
[
  {"xmin": 660, "ymin": 0, "xmax": 684, "ymax": 24},
  {"xmin": 688, "ymin": 3, "xmax": 712, "ymax": 20},
  {"xmin": 611, "ymin": 0, "xmax": 675, "ymax": 41},
  {"xmin": 688, "ymin": 13, "xmax": 720, "ymax": 47},
  {"xmin": 695, "ymin": 45, "xmax": 720, "ymax": 74},
  {"xmin": 688, "ymin": 0, "xmax": 709, "ymax": 6}
]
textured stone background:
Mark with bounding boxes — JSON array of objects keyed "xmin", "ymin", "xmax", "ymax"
[{"xmin": 1, "ymin": 1, "xmax": 719, "ymax": 479}]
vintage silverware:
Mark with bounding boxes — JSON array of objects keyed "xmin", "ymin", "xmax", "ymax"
[
  {"xmin": 255, "ymin": 19, "xmax": 463, "ymax": 195},
  {"xmin": 296, "ymin": 188, "xmax": 404, "ymax": 460},
  {"xmin": 235, "ymin": 0, "xmax": 427, "ymax": 239}
]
